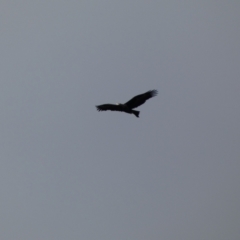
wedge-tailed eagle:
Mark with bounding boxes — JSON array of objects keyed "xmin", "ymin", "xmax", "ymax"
[{"xmin": 96, "ymin": 90, "xmax": 158, "ymax": 118}]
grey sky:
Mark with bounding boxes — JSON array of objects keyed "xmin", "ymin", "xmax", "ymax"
[{"xmin": 1, "ymin": 1, "xmax": 240, "ymax": 239}]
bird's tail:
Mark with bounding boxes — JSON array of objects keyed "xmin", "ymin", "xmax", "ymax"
[{"xmin": 132, "ymin": 110, "xmax": 140, "ymax": 118}]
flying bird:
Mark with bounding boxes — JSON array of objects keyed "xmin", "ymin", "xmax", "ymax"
[{"xmin": 96, "ymin": 90, "xmax": 158, "ymax": 118}]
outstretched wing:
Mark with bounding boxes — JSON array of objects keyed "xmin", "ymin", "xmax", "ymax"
[
  {"xmin": 96, "ymin": 104, "xmax": 123, "ymax": 112},
  {"xmin": 124, "ymin": 90, "xmax": 158, "ymax": 109}
]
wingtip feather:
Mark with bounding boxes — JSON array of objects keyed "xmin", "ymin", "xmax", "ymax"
[{"xmin": 150, "ymin": 89, "xmax": 158, "ymax": 97}]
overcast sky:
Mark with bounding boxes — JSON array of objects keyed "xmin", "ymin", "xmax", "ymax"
[{"xmin": 1, "ymin": 1, "xmax": 240, "ymax": 239}]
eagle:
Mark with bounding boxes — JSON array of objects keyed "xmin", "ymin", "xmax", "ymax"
[{"xmin": 96, "ymin": 90, "xmax": 158, "ymax": 118}]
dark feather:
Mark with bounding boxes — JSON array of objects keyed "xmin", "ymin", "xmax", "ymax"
[
  {"xmin": 124, "ymin": 90, "xmax": 158, "ymax": 109},
  {"xmin": 96, "ymin": 104, "xmax": 123, "ymax": 112}
]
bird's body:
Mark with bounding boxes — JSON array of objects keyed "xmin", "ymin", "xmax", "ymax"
[{"xmin": 96, "ymin": 90, "xmax": 158, "ymax": 118}]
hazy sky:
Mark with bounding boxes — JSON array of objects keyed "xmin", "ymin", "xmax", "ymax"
[{"xmin": 1, "ymin": 1, "xmax": 240, "ymax": 239}]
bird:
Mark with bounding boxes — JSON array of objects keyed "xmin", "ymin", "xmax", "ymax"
[{"xmin": 96, "ymin": 90, "xmax": 158, "ymax": 118}]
